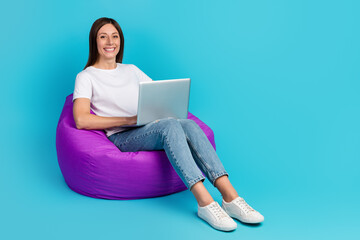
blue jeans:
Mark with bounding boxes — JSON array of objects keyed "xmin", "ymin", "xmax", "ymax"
[{"xmin": 108, "ymin": 117, "xmax": 228, "ymax": 190}]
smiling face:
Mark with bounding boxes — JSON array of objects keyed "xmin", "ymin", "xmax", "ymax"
[{"xmin": 95, "ymin": 23, "xmax": 121, "ymax": 64}]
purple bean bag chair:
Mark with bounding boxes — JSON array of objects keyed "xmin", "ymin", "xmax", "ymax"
[{"xmin": 56, "ymin": 94, "xmax": 217, "ymax": 200}]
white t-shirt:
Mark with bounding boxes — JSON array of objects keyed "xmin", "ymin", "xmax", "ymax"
[{"xmin": 72, "ymin": 63, "xmax": 152, "ymax": 137}]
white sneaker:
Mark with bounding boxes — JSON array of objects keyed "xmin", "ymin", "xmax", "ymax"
[
  {"xmin": 222, "ymin": 197, "xmax": 264, "ymax": 224},
  {"xmin": 197, "ymin": 201, "xmax": 237, "ymax": 231}
]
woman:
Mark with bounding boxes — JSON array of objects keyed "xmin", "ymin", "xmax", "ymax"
[{"xmin": 73, "ymin": 17, "xmax": 264, "ymax": 232}]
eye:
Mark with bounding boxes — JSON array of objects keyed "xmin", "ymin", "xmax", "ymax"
[
  {"xmin": 100, "ymin": 36, "xmax": 106, "ymax": 39},
  {"xmin": 113, "ymin": 35, "xmax": 119, "ymax": 38}
]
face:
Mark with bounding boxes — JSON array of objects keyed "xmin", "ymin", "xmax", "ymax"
[{"xmin": 96, "ymin": 23, "xmax": 121, "ymax": 62}]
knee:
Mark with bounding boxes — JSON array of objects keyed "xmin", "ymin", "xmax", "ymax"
[
  {"xmin": 156, "ymin": 117, "xmax": 182, "ymax": 134},
  {"xmin": 177, "ymin": 119, "xmax": 199, "ymax": 129}
]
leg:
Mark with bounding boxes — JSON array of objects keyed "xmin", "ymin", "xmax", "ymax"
[
  {"xmin": 109, "ymin": 118, "xmax": 240, "ymax": 231},
  {"xmin": 176, "ymin": 120, "xmax": 264, "ymax": 225},
  {"xmin": 190, "ymin": 181, "xmax": 214, "ymax": 207},
  {"xmin": 214, "ymin": 175, "xmax": 239, "ymax": 202},
  {"xmin": 108, "ymin": 117, "xmax": 206, "ymax": 190},
  {"xmin": 177, "ymin": 119, "xmax": 238, "ymax": 202}
]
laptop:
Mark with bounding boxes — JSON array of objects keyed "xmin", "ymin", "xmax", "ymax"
[{"xmin": 121, "ymin": 78, "xmax": 191, "ymax": 127}]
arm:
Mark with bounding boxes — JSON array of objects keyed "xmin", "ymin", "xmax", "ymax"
[{"xmin": 73, "ymin": 98, "xmax": 137, "ymax": 130}]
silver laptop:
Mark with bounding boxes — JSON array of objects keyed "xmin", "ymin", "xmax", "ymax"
[{"xmin": 122, "ymin": 78, "xmax": 191, "ymax": 127}]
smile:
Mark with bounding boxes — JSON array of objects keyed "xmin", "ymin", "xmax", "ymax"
[{"xmin": 104, "ymin": 48, "xmax": 116, "ymax": 52}]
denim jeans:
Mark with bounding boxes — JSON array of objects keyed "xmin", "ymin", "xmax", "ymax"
[{"xmin": 108, "ymin": 117, "xmax": 228, "ymax": 190}]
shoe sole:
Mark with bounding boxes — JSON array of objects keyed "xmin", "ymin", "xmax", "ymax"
[
  {"xmin": 222, "ymin": 205, "xmax": 264, "ymax": 224},
  {"xmin": 227, "ymin": 212, "xmax": 264, "ymax": 224},
  {"xmin": 198, "ymin": 213, "xmax": 237, "ymax": 231}
]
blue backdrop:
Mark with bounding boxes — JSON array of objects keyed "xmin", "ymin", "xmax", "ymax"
[{"xmin": 1, "ymin": 0, "xmax": 359, "ymax": 239}]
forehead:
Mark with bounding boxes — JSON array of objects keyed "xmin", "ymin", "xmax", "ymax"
[{"xmin": 97, "ymin": 24, "xmax": 119, "ymax": 35}]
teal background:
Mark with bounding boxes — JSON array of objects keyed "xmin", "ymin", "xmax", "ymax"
[{"xmin": 1, "ymin": 0, "xmax": 359, "ymax": 239}]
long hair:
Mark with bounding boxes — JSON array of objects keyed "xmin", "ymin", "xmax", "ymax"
[{"xmin": 83, "ymin": 17, "xmax": 124, "ymax": 70}]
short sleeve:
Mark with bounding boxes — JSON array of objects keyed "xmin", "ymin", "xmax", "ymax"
[
  {"xmin": 131, "ymin": 64, "xmax": 152, "ymax": 83},
  {"xmin": 72, "ymin": 72, "xmax": 92, "ymax": 102}
]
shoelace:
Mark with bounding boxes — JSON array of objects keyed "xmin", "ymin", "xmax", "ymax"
[
  {"xmin": 235, "ymin": 198, "xmax": 255, "ymax": 214},
  {"xmin": 210, "ymin": 203, "xmax": 229, "ymax": 220}
]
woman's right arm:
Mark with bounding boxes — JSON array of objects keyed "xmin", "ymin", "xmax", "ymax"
[{"xmin": 73, "ymin": 98, "xmax": 137, "ymax": 130}]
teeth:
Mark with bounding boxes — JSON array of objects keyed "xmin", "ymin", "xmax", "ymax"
[{"xmin": 104, "ymin": 48, "xmax": 115, "ymax": 51}]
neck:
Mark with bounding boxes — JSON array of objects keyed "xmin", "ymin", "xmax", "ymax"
[{"xmin": 93, "ymin": 59, "xmax": 117, "ymax": 70}]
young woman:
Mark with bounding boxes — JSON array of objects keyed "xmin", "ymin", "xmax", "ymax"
[{"xmin": 73, "ymin": 17, "xmax": 264, "ymax": 232}]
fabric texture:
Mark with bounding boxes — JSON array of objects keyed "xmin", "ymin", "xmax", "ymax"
[
  {"xmin": 56, "ymin": 94, "xmax": 217, "ymax": 200},
  {"xmin": 72, "ymin": 63, "xmax": 152, "ymax": 137}
]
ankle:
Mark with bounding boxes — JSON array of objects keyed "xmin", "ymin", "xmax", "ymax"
[
  {"xmin": 198, "ymin": 199, "xmax": 215, "ymax": 207},
  {"xmin": 222, "ymin": 194, "xmax": 239, "ymax": 203},
  {"xmin": 191, "ymin": 181, "xmax": 215, "ymax": 207}
]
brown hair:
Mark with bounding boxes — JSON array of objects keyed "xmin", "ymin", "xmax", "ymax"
[{"xmin": 83, "ymin": 17, "xmax": 125, "ymax": 70}]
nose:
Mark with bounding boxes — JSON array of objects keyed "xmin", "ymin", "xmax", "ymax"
[{"xmin": 107, "ymin": 36, "xmax": 113, "ymax": 45}]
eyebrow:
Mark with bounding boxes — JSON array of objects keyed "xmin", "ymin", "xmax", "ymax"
[{"xmin": 98, "ymin": 32, "xmax": 119, "ymax": 35}]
